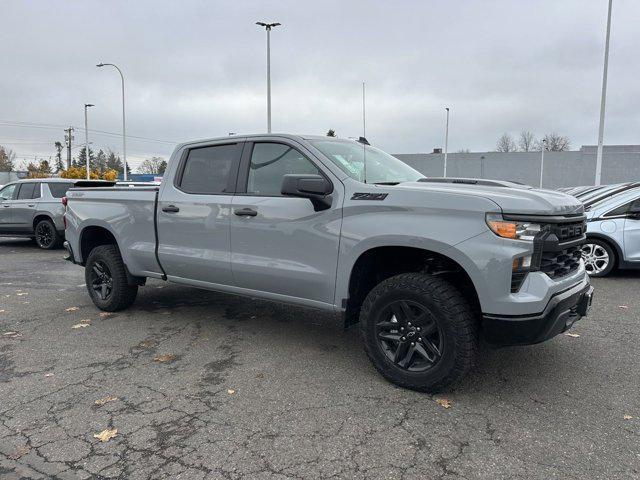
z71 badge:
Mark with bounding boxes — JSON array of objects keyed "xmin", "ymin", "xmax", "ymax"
[{"xmin": 351, "ymin": 193, "xmax": 388, "ymax": 201}]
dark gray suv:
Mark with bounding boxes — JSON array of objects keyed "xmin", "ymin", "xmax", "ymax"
[{"xmin": 0, "ymin": 178, "xmax": 111, "ymax": 249}]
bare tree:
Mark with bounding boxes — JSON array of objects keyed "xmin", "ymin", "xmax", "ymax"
[
  {"xmin": 496, "ymin": 133, "xmax": 517, "ymax": 152},
  {"xmin": 0, "ymin": 145, "xmax": 16, "ymax": 172},
  {"xmin": 518, "ymin": 130, "xmax": 536, "ymax": 152},
  {"xmin": 137, "ymin": 156, "xmax": 166, "ymax": 174},
  {"xmin": 537, "ymin": 133, "xmax": 571, "ymax": 151}
]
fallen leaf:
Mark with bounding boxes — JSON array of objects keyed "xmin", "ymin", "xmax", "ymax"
[
  {"xmin": 623, "ymin": 415, "xmax": 633, "ymax": 420},
  {"xmin": 227, "ymin": 389, "xmax": 236, "ymax": 395},
  {"xmin": 22, "ymin": 302, "xmax": 30, "ymax": 305},
  {"xmin": 256, "ymin": 372, "xmax": 264, "ymax": 379},
  {"xmin": 65, "ymin": 307, "xmax": 79, "ymax": 312},
  {"xmin": 94, "ymin": 395, "xmax": 118, "ymax": 406},
  {"xmin": 72, "ymin": 323, "xmax": 90, "ymax": 329},
  {"xmin": 564, "ymin": 332, "xmax": 580, "ymax": 338},
  {"xmin": 139, "ymin": 340, "xmax": 155, "ymax": 349},
  {"xmin": 619, "ymin": 305, "xmax": 629, "ymax": 309},
  {"xmin": 2, "ymin": 331, "xmax": 21, "ymax": 338},
  {"xmin": 435, "ymin": 398, "xmax": 452, "ymax": 409},
  {"xmin": 99, "ymin": 312, "xmax": 112, "ymax": 318},
  {"xmin": 0, "ymin": 309, "xmax": 5, "ymax": 314},
  {"xmin": 44, "ymin": 372, "xmax": 54, "ymax": 377},
  {"xmin": 154, "ymin": 354, "xmax": 176, "ymax": 363},
  {"xmin": 8, "ymin": 445, "xmax": 30, "ymax": 460},
  {"xmin": 16, "ymin": 292, "xmax": 28, "ymax": 296},
  {"xmin": 93, "ymin": 428, "xmax": 118, "ymax": 442}
]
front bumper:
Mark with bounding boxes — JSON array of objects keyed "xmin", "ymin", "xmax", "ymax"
[{"xmin": 482, "ymin": 281, "xmax": 594, "ymax": 346}]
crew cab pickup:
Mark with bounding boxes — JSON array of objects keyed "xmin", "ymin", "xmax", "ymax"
[{"xmin": 64, "ymin": 134, "xmax": 593, "ymax": 391}]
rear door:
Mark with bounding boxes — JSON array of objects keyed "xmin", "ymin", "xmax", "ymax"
[
  {"xmin": 229, "ymin": 139, "xmax": 343, "ymax": 305},
  {"xmin": 11, "ymin": 182, "xmax": 40, "ymax": 232},
  {"xmin": 156, "ymin": 141, "xmax": 243, "ymax": 285},
  {"xmin": 0, "ymin": 183, "xmax": 18, "ymax": 231}
]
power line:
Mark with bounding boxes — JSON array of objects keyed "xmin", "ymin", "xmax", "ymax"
[{"xmin": 0, "ymin": 120, "xmax": 178, "ymax": 144}]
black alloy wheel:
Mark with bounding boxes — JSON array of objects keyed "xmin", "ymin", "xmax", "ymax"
[
  {"xmin": 376, "ymin": 299, "xmax": 444, "ymax": 372},
  {"xmin": 35, "ymin": 219, "xmax": 58, "ymax": 249},
  {"xmin": 90, "ymin": 261, "xmax": 114, "ymax": 301}
]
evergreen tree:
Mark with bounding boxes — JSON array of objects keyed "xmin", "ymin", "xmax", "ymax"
[
  {"xmin": 106, "ymin": 150, "xmax": 124, "ymax": 173},
  {"xmin": 54, "ymin": 142, "xmax": 65, "ymax": 172},
  {"xmin": 95, "ymin": 149, "xmax": 107, "ymax": 173},
  {"xmin": 75, "ymin": 147, "xmax": 95, "ymax": 169}
]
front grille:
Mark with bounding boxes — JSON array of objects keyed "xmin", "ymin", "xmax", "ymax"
[
  {"xmin": 540, "ymin": 245, "xmax": 582, "ymax": 279},
  {"xmin": 547, "ymin": 221, "xmax": 586, "ymax": 242}
]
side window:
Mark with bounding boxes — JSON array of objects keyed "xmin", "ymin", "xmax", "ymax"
[
  {"xmin": 0, "ymin": 184, "xmax": 17, "ymax": 201},
  {"xmin": 17, "ymin": 183, "xmax": 36, "ymax": 200},
  {"xmin": 32, "ymin": 183, "xmax": 41, "ymax": 199},
  {"xmin": 604, "ymin": 198, "xmax": 640, "ymax": 217},
  {"xmin": 47, "ymin": 183, "xmax": 71, "ymax": 198},
  {"xmin": 247, "ymin": 143, "xmax": 321, "ymax": 196},
  {"xmin": 178, "ymin": 144, "xmax": 239, "ymax": 194}
]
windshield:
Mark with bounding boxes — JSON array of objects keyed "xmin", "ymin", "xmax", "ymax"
[{"xmin": 310, "ymin": 139, "xmax": 423, "ymax": 184}]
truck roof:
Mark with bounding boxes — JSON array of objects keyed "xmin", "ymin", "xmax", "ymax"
[{"xmin": 177, "ymin": 133, "xmax": 356, "ymax": 149}]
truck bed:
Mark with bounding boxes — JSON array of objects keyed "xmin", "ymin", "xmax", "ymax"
[{"xmin": 65, "ymin": 186, "xmax": 163, "ymax": 278}]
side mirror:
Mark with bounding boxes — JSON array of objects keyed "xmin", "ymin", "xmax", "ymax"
[
  {"xmin": 628, "ymin": 206, "xmax": 640, "ymax": 219},
  {"xmin": 281, "ymin": 174, "xmax": 333, "ymax": 211}
]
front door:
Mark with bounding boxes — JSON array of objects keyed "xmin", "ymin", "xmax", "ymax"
[
  {"xmin": 0, "ymin": 184, "xmax": 18, "ymax": 231},
  {"xmin": 12, "ymin": 182, "xmax": 40, "ymax": 232},
  {"xmin": 156, "ymin": 141, "xmax": 243, "ymax": 286},
  {"xmin": 623, "ymin": 197, "xmax": 640, "ymax": 262},
  {"xmin": 230, "ymin": 140, "xmax": 343, "ymax": 306}
]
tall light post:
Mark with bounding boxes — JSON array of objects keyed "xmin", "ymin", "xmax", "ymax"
[
  {"xmin": 256, "ymin": 22, "xmax": 281, "ymax": 133},
  {"xmin": 539, "ymin": 138, "xmax": 547, "ymax": 188},
  {"xmin": 443, "ymin": 107, "xmax": 450, "ymax": 177},
  {"xmin": 84, "ymin": 103, "xmax": 94, "ymax": 180},
  {"xmin": 595, "ymin": 0, "xmax": 613, "ymax": 186},
  {"xmin": 96, "ymin": 62, "xmax": 128, "ymax": 180}
]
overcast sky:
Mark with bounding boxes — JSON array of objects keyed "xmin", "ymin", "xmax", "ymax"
[{"xmin": 1, "ymin": 0, "xmax": 638, "ymax": 169}]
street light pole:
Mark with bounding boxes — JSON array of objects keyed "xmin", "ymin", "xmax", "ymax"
[
  {"xmin": 443, "ymin": 107, "xmax": 450, "ymax": 177},
  {"xmin": 84, "ymin": 103, "xmax": 94, "ymax": 180},
  {"xmin": 256, "ymin": 22, "xmax": 281, "ymax": 133},
  {"xmin": 595, "ymin": 0, "xmax": 613, "ymax": 186},
  {"xmin": 96, "ymin": 62, "xmax": 128, "ymax": 181},
  {"xmin": 540, "ymin": 138, "xmax": 547, "ymax": 188}
]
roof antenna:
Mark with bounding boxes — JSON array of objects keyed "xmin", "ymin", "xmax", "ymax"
[{"xmin": 362, "ymin": 81, "xmax": 367, "ymax": 183}]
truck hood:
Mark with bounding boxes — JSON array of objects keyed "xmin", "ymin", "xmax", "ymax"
[{"xmin": 396, "ymin": 181, "xmax": 584, "ymax": 216}]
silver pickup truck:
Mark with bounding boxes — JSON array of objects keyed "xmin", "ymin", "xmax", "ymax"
[{"xmin": 64, "ymin": 134, "xmax": 593, "ymax": 391}]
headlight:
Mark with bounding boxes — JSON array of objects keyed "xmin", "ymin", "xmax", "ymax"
[{"xmin": 485, "ymin": 213, "xmax": 541, "ymax": 241}]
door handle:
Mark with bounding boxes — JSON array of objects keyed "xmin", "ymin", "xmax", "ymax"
[
  {"xmin": 28, "ymin": 204, "xmax": 35, "ymax": 207},
  {"xmin": 2, "ymin": 205, "xmax": 9, "ymax": 208},
  {"xmin": 162, "ymin": 205, "xmax": 180, "ymax": 213},
  {"xmin": 234, "ymin": 207, "xmax": 258, "ymax": 217}
]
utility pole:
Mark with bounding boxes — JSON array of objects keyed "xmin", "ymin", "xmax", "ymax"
[
  {"xmin": 64, "ymin": 127, "xmax": 74, "ymax": 169},
  {"xmin": 595, "ymin": 0, "xmax": 613, "ymax": 186},
  {"xmin": 84, "ymin": 104, "xmax": 94, "ymax": 179},
  {"xmin": 256, "ymin": 22, "xmax": 281, "ymax": 133},
  {"xmin": 443, "ymin": 107, "xmax": 450, "ymax": 177}
]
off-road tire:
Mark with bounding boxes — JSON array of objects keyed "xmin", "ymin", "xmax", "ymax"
[
  {"xmin": 360, "ymin": 273, "xmax": 478, "ymax": 392},
  {"xmin": 85, "ymin": 244, "xmax": 138, "ymax": 311}
]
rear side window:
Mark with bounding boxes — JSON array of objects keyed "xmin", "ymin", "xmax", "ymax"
[
  {"xmin": 178, "ymin": 144, "xmax": 240, "ymax": 194},
  {"xmin": 17, "ymin": 183, "xmax": 36, "ymax": 200},
  {"xmin": 0, "ymin": 184, "xmax": 17, "ymax": 200},
  {"xmin": 605, "ymin": 196, "xmax": 640, "ymax": 217},
  {"xmin": 48, "ymin": 183, "xmax": 72, "ymax": 198}
]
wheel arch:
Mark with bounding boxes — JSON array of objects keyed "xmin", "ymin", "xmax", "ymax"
[
  {"xmin": 79, "ymin": 225, "xmax": 120, "ymax": 266},
  {"xmin": 32, "ymin": 214, "xmax": 55, "ymax": 232},
  {"xmin": 342, "ymin": 245, "xmax": 482, "ymax": 327}
]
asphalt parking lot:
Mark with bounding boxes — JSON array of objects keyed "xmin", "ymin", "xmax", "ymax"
[{"xmin": 0, "ymin": 238, "xmax": 639, "ymax": 480}]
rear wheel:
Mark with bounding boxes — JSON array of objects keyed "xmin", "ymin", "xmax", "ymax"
[
  {"xmin": 582, "ymin": 239, "xmax": 615, "ymax": 277},
  {"xmin": 34, "ymin": 218, "xmax": 62, "ymax": 249},
  {"xmin": 360, "ymin": 273, "xmax": 478, "ymax": 392},
  {"xmin": 85, "ymin": 245, "xmax": 138, "ymax": 311}
]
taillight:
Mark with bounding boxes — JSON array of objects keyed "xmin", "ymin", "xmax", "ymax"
[{"xmin": 62, "ymin": 196, "xmax": 68, "ymax": 206}]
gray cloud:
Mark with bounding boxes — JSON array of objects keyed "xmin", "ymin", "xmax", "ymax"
[{"xmin": 1, "ymin": 0, "xmax": 638, "ymax": 169}]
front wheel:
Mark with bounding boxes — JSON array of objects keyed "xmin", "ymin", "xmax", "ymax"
[
  {"xmin": 85, "ymin": 245, "xmax": 138, "ymax": 311},
  {"xmin": 582, "ymin": 240, "xmax": 615, "ymax": 277},
  {"xmin": 360, "ymin": 273, "xmax": 478, "ymax": 392}
]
